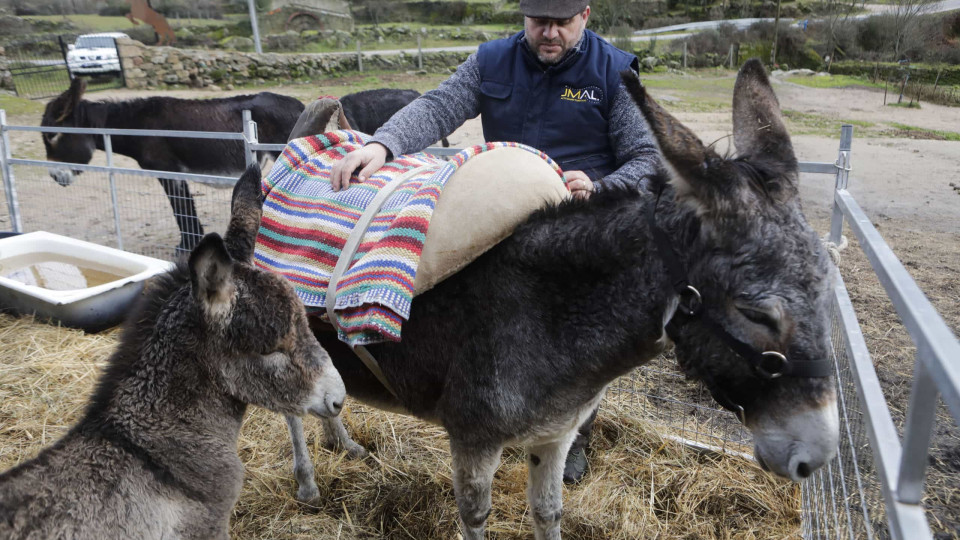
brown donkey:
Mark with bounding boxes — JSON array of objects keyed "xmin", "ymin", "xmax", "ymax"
[{"xmin": 0, "ymin": 166, "xmax": 345, "ymax": 540}]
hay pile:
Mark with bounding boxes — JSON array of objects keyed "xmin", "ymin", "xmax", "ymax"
[{"xmin": 0, "ymin": 313, "xmax": 802, "ymax": 539}]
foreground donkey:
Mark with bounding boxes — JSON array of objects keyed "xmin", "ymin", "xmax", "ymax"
[
  {"xmin": 0, "ymin": 167, "xmax": 346, "ymax": 539},
  {"xmin": 286, "ymin": 60, "xmax": 839, "ymax": 539}
]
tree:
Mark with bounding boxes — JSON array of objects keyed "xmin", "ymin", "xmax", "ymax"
[
  {"xmin": 591, "ymin": 0, "xmax": 631, "ymax": 33},
  {"xmin": 891, "ymin": 0, "xmax": 936, "ymax": 59}
]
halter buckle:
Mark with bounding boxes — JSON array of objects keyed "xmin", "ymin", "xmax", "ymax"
[
  {"xmin": 755, "ymin": 351, "xmax": 788, "ymax": 379},
  {"xmin": 733, "ymin": 403, "xmax": 746, "ymax": 425},
  {"xmin": 678, "ymin": 285, "xmax": 702, "ymax": 316}
]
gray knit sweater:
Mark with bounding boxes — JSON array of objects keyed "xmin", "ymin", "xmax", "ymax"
[{"xmin": 368, "ymin": 52, "xmax": 661, "ymax": 191}]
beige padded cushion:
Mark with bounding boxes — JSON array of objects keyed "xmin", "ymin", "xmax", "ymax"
[{"xmin": 413, "ymin": 146, "xmax": 570, "ymax": 295}]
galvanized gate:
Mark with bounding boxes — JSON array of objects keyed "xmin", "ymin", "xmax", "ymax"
[{"xmin": 4, "ymin": 34, "xmax": 124, "ymax": 100}]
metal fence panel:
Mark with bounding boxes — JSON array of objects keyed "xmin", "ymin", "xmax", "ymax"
[
  {"xmin": 4, "ymin": 35, "xmax": 124, "ymax": 100},
  {"xmin": 802, "ymin": 282, "xmax": 888, "ymax": 539},
  {"xmin": 8, "ymin": 163, "xmax": 232, "ymax": 259}
]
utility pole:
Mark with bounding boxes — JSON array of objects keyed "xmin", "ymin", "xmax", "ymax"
[
  {"xmin": 247, "ymin": 0, "xmax": 263, "ymax": 54},
  {"xmin": 770, "ymin": 0, "xmax": 782, "ymax": 65}
]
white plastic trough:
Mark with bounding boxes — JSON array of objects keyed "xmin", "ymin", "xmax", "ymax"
[{"xmin": 0, "ymin": 232, "xmax": 174, "ymax": 332}]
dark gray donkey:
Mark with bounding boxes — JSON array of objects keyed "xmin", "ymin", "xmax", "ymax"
[
  {"xmin": 0, "ymin": 166, "xmax": 346, "ymax": 540},
  {"xmin": 285, "ymin": 59, "xmax": 840, "ymax": 539},
  {"xmin": 40, "ymin": 79, "xmax": 305, "ymax": 253}
]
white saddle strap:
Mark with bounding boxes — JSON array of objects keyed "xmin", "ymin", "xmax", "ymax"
[{"xmin": 325, "ymin": 164, "xmax": 436, "ymax": 399}]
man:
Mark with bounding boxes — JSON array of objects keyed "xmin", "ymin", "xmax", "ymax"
[{"xmin": 331, "ymin": 0, "xmax": 660, "ymax": 483}]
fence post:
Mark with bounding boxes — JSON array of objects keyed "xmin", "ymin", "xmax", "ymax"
[
  {"xmin": 246, "ymin": 0, "xmax": 262, "ymax": 54},
  {"xmin": 683, "ymin": 42, "xmax": 688, "ymax": 69},
  {"xmin": 417, "ymin": 34, "xmax": 423, "ymax": 70},
  {"xmin": 829, "ymin": 124, "xmax": 853, "ymax": 244},
  {"xmin": 113, "ymin": 36, "xmax": 126, "ymax": 89},
  {"xmin": 104, "ymin": 134, "xmax": 124, "ymax": 250},
  {"xmin": 0, "ymin": 110, "xmax": 23, "ymax": 233},
  {"xmin": 897, "ymin": 357, "xmax": 938, "ymax": 505},
  {"xmin": 357, "ymin": 40, "xmax": 363, "ymax": 73},
  {"xmin": 58, "ymin": 35, "xmax": 73, "ymax": 81},
  {"xmin": 898, "ymin": 72, "xmax": 909, "ymax": 104},
  {"xmin": 728, "ymin": 43, "xmax": 735, "ymax": 69},
  {"xmin": 242, "ymin": 109, "xmax": 258, "ymax": 168}
]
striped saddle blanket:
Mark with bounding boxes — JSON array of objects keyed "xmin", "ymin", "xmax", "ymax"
[{"xmin": 254, "ymin": 130, "xmax": 566, "ymax": 346}]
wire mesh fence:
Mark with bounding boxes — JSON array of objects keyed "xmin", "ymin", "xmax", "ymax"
[
  {"xmin": 607, "ymin": 353, "xmax": 753, "ymax": 455},
  {"xmin": 8, "ymin": 163, "xmax": 232, "ymax": 260},
  {"xmin": 801, "ymin": 292, "xmax": 887, "ymax": 540},
  {"xmin": 4, "ymin": 35, "xmax": 124, "ymax": 100}
]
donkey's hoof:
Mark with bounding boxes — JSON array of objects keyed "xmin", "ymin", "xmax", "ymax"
[
  {"xmin": 344, "ymin": 442, "xmax": 369, "ymax": 460},
  {"xmin": 324, "ymin": 439, "xmax": 369, "ymax": 459},
  {"xmin": 295, "ymin": 483, "xmax": 321, "ymax": 505}
]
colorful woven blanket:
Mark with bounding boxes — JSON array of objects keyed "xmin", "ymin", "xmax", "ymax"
[{"xmin": 254, "ymin": 130, "xmax": 563, "ymax": 346}]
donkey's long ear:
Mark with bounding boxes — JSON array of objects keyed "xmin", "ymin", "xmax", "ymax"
[
  {"xmin": 287, "ymin": 98, "xmax": 344, "ymax": 141},
  {"xmin": 621, "ymin": 70, "xmax": 727, "ymax": 207},
  {"xmin": 55, "ymin": 78, "xmax": 87, "ymax": 123},
  {"xmin": 190, "ymin": 233, "xmax": 236, "ymax": 320},
  {"xmin": 224, "ymin": 164, "xmax": 263, "ymax": 262},
  {"xmin": 732, "ymin": 60, "xmax": 795, "ymax": 164},
  {"xmin": 337, "ymin": 103, "xmax": 352, "ymax": 131},
  {"xmin": 621, "ymin": 70, "xmax": 707, "ymax": 176}
]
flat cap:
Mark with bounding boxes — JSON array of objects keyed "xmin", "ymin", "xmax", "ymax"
[{"xmin": 520, "ymin": 0, "xmax": 589, "ymax": 19}]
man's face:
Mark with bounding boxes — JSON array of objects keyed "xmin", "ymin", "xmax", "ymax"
[{"xmin": 524, "ymin": 7, "xmax": 590, "ymax": 65}]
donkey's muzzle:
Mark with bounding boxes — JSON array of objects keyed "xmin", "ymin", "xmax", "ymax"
[
  {"xmin": 50, "ymin": 169, "xmax": 80, "ymax": 187},
  {"xmin": 750, "ymin": 400, "xmax": 839, "ymax": 482}
]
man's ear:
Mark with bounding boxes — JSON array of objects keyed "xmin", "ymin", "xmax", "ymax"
[{"xmin": 189, "ymin": 233, "xmax": 236, "ymax": 321}]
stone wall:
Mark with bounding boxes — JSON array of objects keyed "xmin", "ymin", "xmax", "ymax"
[{"xmin": 117, "ymin": 38, "xmax": 471, "ymax": 90}]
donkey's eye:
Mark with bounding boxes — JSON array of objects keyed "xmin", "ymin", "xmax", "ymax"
[{"xmin": 737, "ymin": 307, "xmax": 780, "ymax": 332}]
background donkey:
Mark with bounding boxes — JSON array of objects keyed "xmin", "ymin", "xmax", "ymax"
[
  {"xmin": 282, "ymin": 59, "xmax": 839, "ymax": 540},
  {"xmin": 41, "ymin": 79, "xmax": 305, "ymax": 253},
  {"xmin": 0, "ymin": 166, "xmax": 345, "ymax": 540}
]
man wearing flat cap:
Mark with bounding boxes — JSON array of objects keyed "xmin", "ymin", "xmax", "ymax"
[{"xmin": 331, "ymin": 0, "xmax": 660, "ymax": 483}]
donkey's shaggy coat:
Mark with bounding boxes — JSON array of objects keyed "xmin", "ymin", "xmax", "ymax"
[
  {"xmin": 0, "ymin": 167, "xmax": 345, "ymax": 539},
  {"xmin": 280, "ymin": 60, "xmax": 839, "ymax": 540}
]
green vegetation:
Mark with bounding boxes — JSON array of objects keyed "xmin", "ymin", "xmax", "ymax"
[
  {"xmin": 784, "ymin": 75, "xmax": 884, "ymax": 90},
  {"xmin": 888, "ymin": 123, "xmax": 960, "ymax": 141},
  {"xmin": 23, "ymin": 14, "xmax": 231, "ymax": 33},
  {"xmin": 887, "ymin": 102, "xmax": 922, "ymax": 109},
  {"xmin": 781, "ymin": 109, "xmax": 875, "ymax": 136},
  {"xmin": 0, "ymin": 94, "xmax": 44, "ymax": 117},
  {"xmin": 298, "ymin": 37, "xmax": 480, "ymax": 53},
  {"xmin": 830, "ymin": 62, "xmax": 960, "ymax": 87}
]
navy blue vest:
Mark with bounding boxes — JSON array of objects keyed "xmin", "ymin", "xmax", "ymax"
[{"xmin": 477, "ymin": 29, "xmax": 636, "ymax": 180}]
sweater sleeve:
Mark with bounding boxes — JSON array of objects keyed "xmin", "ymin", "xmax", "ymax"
[
  {"xmin": 368, "ymin": 54, "xmax": 483, "ymax": 157},
  {"xmin": 598, "ymin": 80, "xmax": 661, "ymax": 192}
]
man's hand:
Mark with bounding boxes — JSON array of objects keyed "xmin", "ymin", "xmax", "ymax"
[
  {"xmin": 329, "ymin": 143, "xmax": 389, "ymax": 192},
  {"xmin": 564, "ymin": 170, "xmax": 595, "ymax": 200}
]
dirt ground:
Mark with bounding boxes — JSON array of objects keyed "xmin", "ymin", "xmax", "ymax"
[{"xmin": 1, "ymin": 70, "xmax": 958, "ymax": 537}]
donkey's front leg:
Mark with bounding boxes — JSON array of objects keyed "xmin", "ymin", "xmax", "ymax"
[
  {"xmin": 451, "ymin": 442, "xmax": 503, "ymax": 540},
  {"xmin": 526, "ymin": 429, "xmax": 578, "ymax": 540},
  {"xmin": 285, "ymin": 415, "xmax": 320, "ymax": 503},
  {"xmin": 320, "ymin": 415, "xmax": 368, "ymax": 459}
]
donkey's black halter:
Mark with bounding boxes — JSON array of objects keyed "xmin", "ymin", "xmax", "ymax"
[{"xmin": 646, "ymin": 185, "xmax": 833, "ymax": 419}]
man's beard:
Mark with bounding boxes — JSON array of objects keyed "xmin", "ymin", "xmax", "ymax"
[
  {"xmin": 527, "ymin": 28, "xmax": 583, "ymax": 65},
  {"xmin": 533, "ymin": 38, "xmax": 564, "ymax": 64}
]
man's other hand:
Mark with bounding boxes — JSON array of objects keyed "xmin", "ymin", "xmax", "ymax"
[
  {"xmin": 329, "ymin": 143, "xmax": 389, "ymax": 191},
  {"xmin": 564, "ymin": 170, "xmax": 595, "ymax": 200}
]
